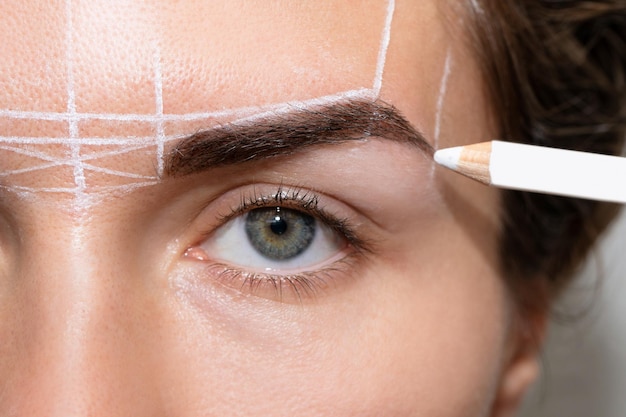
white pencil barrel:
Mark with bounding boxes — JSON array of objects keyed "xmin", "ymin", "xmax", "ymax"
[{"xmin": 490, "ymin": 141, "xmax": 626, "ymax": 203}]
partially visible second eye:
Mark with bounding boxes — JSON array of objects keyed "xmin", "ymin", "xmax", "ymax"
[{"xmin": 194, "ymin": 206, "xmax": 347, "ymax": 273}]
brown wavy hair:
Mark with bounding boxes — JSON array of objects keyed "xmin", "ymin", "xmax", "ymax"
[{"xmin": 466, "ymin": 1, "xmax": 626, "ymax": 313}]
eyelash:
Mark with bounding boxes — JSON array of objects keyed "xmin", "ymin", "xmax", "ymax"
[{"xmin": 194, "ymin": 185, "xmax": 371, "ymax": 301}]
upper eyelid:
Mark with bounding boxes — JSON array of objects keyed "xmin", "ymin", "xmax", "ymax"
[
  {"xmin": 187, "ymin": 183, "xmax": 376, "ymax": 254},
  {"xmin": 220, "ymin": 185, "xmax": 320, "ymax": 219}
]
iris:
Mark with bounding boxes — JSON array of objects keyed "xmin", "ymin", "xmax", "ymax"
[{"xmin": 245, "ymin": 207, "xmax": 315, "ymax": 260}]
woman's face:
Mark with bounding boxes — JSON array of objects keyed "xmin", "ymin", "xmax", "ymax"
[{"xmin": 0, "ymin": 1, "xmax": 540, "ymax": 416}]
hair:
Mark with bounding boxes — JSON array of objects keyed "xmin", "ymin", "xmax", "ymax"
[{"xmin": 466, "ymin": 1, "xmax": 626, "ymax": 314}]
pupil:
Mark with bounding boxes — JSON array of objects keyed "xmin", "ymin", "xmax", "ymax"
[{"xmin": 270, "ymin": 216, "xmax": 288, "ymax": 235}]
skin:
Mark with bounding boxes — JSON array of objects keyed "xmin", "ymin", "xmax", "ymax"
[{"xmin": 0, "ymin": 1, "xmax": 542, "ymax": 416}]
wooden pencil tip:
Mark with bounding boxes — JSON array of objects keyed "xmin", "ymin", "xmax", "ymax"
[{"xmin": 434, "ymin": 141, "xmax": 492, "ymax": 185}]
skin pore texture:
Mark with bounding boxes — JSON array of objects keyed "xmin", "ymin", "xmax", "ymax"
[{"xmin": 0, "ymin": 1, "xmax": 541, "ymax": 416}]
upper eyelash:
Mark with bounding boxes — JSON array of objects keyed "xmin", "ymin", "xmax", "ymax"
[{"xmin": 216, "ymin": 184, "xmax": 372, "ymax": 254}]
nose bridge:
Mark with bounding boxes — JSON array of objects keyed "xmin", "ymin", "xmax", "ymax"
[{"xmin": 4, "ymin": 211, "xmax": 160, "ymax": 415}]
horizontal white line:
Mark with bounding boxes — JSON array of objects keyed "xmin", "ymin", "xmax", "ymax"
[
  {"xmin": 0, "ymin": 136, "xmax": 157, "ymax": 145},
  {"xmin": 0, "ymin": 88, "xmax": 373, "ymax": 124}
]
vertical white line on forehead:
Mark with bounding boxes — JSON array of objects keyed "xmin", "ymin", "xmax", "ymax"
[
  {"xmin": 373, "ymin": 0, "xmax": 396, "ymax": 97},
  {"xmin": 154, "ymin": 46, "xmax": 165, "ymax": 177},
  {"xmin": 0, "ymin": 0, "xmax": 395, "ymax": 125},
  {"xmin": 0, "ymin": 0, "xmax": 396, "ymax": 200},
  {"xmin": 434, "ymin": 48, "xmax": 453, "ymax": 149},
  {"xmin": 430, "ymin": 48, "xmax": 453, "ymax": 179},
  {"xmin": 66, "ymin": 0, "xmax": 87, "ymax": 207}
]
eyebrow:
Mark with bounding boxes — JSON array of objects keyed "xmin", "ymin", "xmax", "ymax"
[{"xmin": 164, "ymin": 98, "xmax": 433, "ymax": 177}]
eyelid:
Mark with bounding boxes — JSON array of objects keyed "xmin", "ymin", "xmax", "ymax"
[
  {"xmin": 192, "ymin": 256, "xmax": 361, "ymax": 303},
  {"xmin": 180, "ymin": 183, "xmax": 377, "ymax": 302},
  {"xmin": 191, "ymin": 184, "xmax": 373, "ymax": 252}
]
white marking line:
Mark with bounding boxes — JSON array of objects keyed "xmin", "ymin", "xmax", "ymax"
[
  {"xmin": 65, "ymin": 0, "xmax": 77, "ymax": 139},
  {"xmin": 373, "ymin": 0, "xmax": 395, "ymax": 97},
  {"xmin": 0, "ymin": 88, "xmax": 375, "ymax": 146},
  {"xmin": 0, "ymin": 87, "xmax": 374, "ymax": 124},
  {"xmin": 0, "ymin": 142, "xmax": 146, "ymax": 166},
  {"xmin": 0, "ymin": 143, "xmax": 157, "ymax": 179},
  {"xmin": 220, "ymin": 88, "xmax": 375, "ymax": 126},
  {"xmin": 66, "ymin": 0, "xmax": 87, "ymax": 204},
  {"xmin": 75, "ymin": 142, "xmax": 156, "ymax": 162},
  {"xmin": 430, "ymin": 48, "xmax": 452, "ymax": 180},
  {"xmin": 0, "ymin": 162, "xmax": 62, "ymax": 177},
  {"xmin": 0, "ymin": 144, "xmax": 68, "ymax": 162},
  {"xmin": 0, "ymin": 3, "xmax": 392, "ymax": 197},
  {"xmin": 0, "ymin": 161, "xmax": 153, "ymax": 181},
  {"xmin": 0, "ymin": 107, "xmax": 253, "ymax": 123},
  {"xmin": 0, "ymin": 139, "xmax": 158, "ymax": 179},
  {"xmin": 433, "ymin": 48, "xmax": 452, "ymax": 148},
  {"xmin": 0, "ymin": 88, "xmax": 376, "ymax": 189},
  {"xmin": 153, "ymin": 45, "xmax": 165, "ymax": 176},
  {"xmin": 0, "ymin": 180, "xmax": 159, "ymax": 195},
  {"xmin": 78, "ymin": 163, "xmax": 156, "ymax": 180},
  {"xmin": 0, "ymin": 136, "xmax": 156, "ymax": 146},
  {"xmin": 0, "ymin": 144, "xmax": 68, "ymax": 178}
]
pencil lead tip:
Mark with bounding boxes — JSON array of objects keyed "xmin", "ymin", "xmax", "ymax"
[{"xmin": 434, "ymin": 146, "xmax": 463, "ymax": 171}]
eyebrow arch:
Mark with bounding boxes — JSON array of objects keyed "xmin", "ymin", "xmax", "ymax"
[{"xmin": 164, "ymin": 98, "xmax": 433, "ymax": 177}]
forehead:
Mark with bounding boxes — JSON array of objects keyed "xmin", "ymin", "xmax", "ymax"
[
  {"xmin": 0, "ymin": 1, "xmax": 389, "ymax": 114},
  {"xmin": 0, "ymin": 1, "xmax": 465, "ymax": 203},
  {"xmin": 0, "ymin": 1, "xmax": 397, "ymax": 197}
]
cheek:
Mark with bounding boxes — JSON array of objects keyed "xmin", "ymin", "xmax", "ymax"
[{"xmin": 159, "ymin": 220, "xmax": 510, "ymax": 417}]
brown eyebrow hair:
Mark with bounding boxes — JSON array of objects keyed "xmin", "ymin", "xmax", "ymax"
[{"xmin": 164, "ymin": 98, "xmax": 433, "ymax": 177}]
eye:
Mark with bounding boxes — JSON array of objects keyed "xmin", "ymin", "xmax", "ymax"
[
  {"xmin": 191, "ymin": 205, "xmax": 347, "ymax": 272},
  {"xmin": 246, "ymin": 206, "xmax": 344, "ymax": 262},
  {"xmin": 182, "ymin": 186, "xmax": 369, "ymax": 301}
]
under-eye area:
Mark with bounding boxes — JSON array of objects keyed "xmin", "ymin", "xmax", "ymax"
[{"xmin": 182, "ymin": 185, "xmax": 373, "ymax": 302}]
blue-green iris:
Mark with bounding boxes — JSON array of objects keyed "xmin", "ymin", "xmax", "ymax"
[{"xmin": 245, "ymin": 207, "xmax": 316, "ymax": 260}]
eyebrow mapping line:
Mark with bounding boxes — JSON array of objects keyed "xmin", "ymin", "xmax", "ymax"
[
  {"xmin": 154, "ymin": 45, "xmax": 166, "ymax": 177},
  {"xmin": 66, "ymin": 0, "xmax": 88, "ymax": 208},
  {"xmin": 373, "ymin": 0, "xmax": 396, "ymax": 97},
  {"xmin": 434, "ymin": 48, "xmax": 453, "ymax": 149},
  {"xmin": 0, "ymin": 144, "xmax": 156, "ymax": 180},
  {"xmin": 429, "ymin": 48, "xmax": 453, "ymax": 181},
  {"xmin": 0, "ymin": 2, "xmax": 397, "ymax": 197},
  {"xmin": 164, "ymin": 98, "xmax": 433, "ymax": 177}
]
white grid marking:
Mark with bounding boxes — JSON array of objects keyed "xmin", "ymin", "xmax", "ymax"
[
  {"xmin": 430, "ymin": 48, "xmax": 453, "ymax": 179},
  {"xmin": 66, "ymin": 0, "xmax": 87, "ymax": 205},
  {"xmin": 0, "ymin": 0, "xmax": 396, "ymax": 199},
  {"xmin": 154, "ymin": 45, "xmax": 165, "ymax": 177},
  {"xmin": 433, "ymin": 48, "xmax": 452, "ymax": 148}
]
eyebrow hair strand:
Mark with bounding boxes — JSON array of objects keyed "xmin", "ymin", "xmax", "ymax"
[{"xmin": 164, "ymin": 98, "xmax": 433, "ymax": 177}]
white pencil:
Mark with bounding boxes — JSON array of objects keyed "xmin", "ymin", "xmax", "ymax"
[{"xmin": 434, "ymin": 140, "xmax": 626, "ymax": 203}]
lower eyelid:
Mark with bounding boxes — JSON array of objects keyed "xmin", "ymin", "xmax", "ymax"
[{"xmin": 187, "ymin": 254, "xmax": 361, "ymax": 304}]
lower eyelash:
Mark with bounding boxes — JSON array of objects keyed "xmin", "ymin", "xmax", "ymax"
[{"xmin": 203, "ymin": 255, "xmax": 360, "ymax": 303}]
